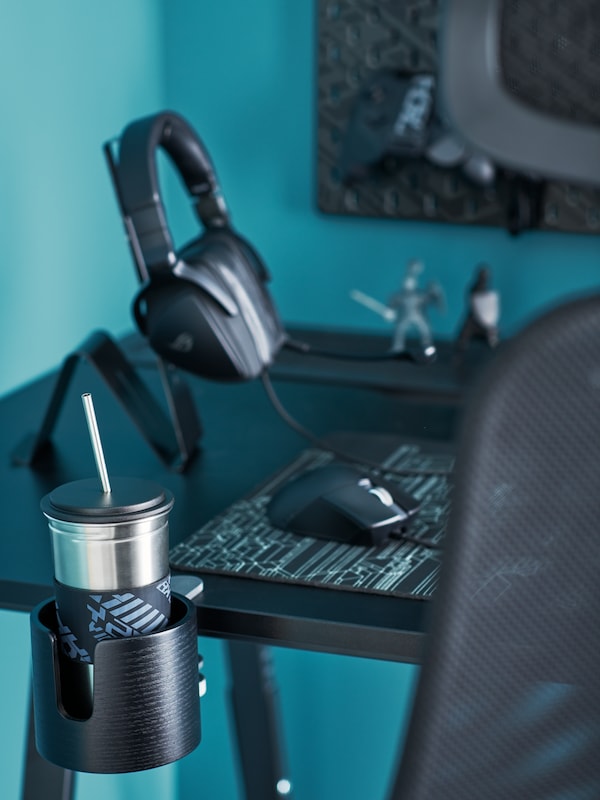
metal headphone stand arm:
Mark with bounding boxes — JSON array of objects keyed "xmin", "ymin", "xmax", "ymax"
[{"xmin": 11, "ymin": 329, "xmax": 202, "ymax": 472}]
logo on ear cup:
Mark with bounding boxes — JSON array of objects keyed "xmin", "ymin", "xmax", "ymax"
[{"xmin": 168, "ymin": 332, "xmax": 194, "ymax": 353}]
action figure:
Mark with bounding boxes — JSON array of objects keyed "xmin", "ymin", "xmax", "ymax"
[
  {"xmin": 455, "ymin": 263, "xmax": 500, "ymax": 353},
  {"xmin": 351, "ymin": 259, "xmax": 445, "ymax": 358}
]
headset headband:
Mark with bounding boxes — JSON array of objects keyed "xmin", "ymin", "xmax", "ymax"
[{"xmin": 117, "ymin": 111, "xmax": 230, "ymax": 274}]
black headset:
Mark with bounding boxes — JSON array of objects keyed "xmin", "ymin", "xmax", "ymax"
[{"xmin": 114, "ymin": 111, "xmax": 286, "ymax": 382}]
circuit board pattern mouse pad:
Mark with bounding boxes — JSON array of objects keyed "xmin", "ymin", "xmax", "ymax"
[{"xmin": 169, "ymin": 440, "xmax": 453, "ymax": 600}]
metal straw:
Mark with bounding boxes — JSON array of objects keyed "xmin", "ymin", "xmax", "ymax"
[{"xmin": 81, "ymin": 393, "xmax": 112, "ymax": 494}]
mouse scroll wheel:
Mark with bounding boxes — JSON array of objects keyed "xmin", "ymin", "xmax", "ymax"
[{"xmin": 367, "ymin": 486, "xmax": 395, "ymax": 507}]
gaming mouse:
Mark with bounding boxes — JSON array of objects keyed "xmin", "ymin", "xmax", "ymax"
[{"xmin": 266, "ymin": 462, "xmax": 421, "ymax": 547}]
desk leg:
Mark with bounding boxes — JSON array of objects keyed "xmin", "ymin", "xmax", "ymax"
[
  {"xmin": 22, "ymin": 688, "xmax": 76, "ymax": 800},
  {"xmin": 227, "ymin": 642, "xmax": 293, "ymax": 800}
]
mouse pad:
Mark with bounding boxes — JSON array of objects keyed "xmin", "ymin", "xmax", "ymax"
[{"xmin": 169, "ymin": 440, "xmax": 454, "ymax": 600}]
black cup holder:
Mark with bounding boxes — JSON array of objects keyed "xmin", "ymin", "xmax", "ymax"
[{"xmin": 30, "ymin": 593, "xmax": 201, "ymax": 773}]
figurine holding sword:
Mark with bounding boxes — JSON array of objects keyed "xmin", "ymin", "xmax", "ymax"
[{"xmin": 351, "ymin": 259, "xmax": 445, "ymax": 358}]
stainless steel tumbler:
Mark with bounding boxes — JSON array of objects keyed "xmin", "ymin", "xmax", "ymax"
[{"xmin": 41, "ymin": 476, "xmax": 174, "ymax": 666}]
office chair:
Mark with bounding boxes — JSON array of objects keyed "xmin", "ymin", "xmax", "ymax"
[
  {"xmin": 388, "ymin": 291, "xmax": 600, "ymax": 798},
  {"xmin": 386, "ymin": 2, "xmax": 600, "ymax": 795}
]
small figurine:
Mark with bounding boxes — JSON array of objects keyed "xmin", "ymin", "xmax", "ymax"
[
  {"xmin": 351, "ymin": 259, "xmax": 445, "ymax": 358},
  {"xmin": 455, "ymin": 263, "xmax": 500, "ymax": 353}
]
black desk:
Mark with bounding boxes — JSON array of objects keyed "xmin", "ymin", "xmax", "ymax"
[
  {"xmin": 1, "ymin": 328, "xmax": 485, "ymax": 798},
  {"xmin": 0, "ymin": 329, "xmax": 477, "ymax": 659}
]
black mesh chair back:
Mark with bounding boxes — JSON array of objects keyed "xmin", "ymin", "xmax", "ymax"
[{"xmin": 389, "ymin": 293, "xmax": 600, "ymax": 799}]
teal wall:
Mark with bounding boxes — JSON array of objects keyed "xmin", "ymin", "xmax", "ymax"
[
  {"xmin": 0, "ymin": 0, "xmax": 165, "ymax": 398},
  {"xmin": 0, "ymin": 1, "xmax": 598, "ymax": 799}
]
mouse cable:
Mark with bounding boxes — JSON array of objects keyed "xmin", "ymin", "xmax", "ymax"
[
  {"xmin": 260, "ymin": 370, "xmax": 452, "ymax": 480},
  {"xmin": 283, "ymin": 337, "xmax": 436, "ymax": 365}
]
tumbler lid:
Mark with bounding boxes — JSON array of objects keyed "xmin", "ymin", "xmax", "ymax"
[{"xmin": 41, "ymin": 477, "xmax": 174, "ymax": 523}]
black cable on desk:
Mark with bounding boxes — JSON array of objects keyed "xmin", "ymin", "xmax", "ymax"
[{"xmin": 260, "ymin": 370, "xmax": 451, "ymax": 479}]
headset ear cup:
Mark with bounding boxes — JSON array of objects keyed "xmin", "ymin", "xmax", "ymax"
[
  {"xmin": 132, "ymin": 284, "xmax": 152, "ymax": 335},
  {"xmin": 236, "ymin": 233, "xmax": 270, "ymax": 283}
]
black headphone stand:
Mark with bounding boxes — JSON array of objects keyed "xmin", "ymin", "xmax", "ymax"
[{"xmin": 11, "ymin": 329, "xmax": 202, "ymax": 472}]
